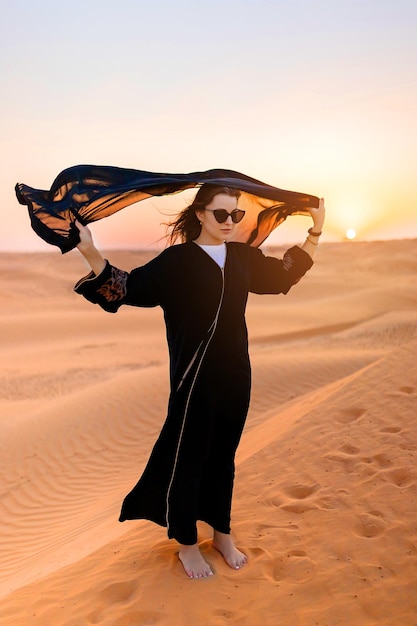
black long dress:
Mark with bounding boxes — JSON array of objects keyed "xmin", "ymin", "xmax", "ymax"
[{"xmin": 74, "ymin": 241, "xmax": 313, "ymax": 545}]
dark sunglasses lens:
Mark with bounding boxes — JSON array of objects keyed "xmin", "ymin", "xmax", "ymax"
[
  {"xmin": 212, "ymin": 209, "xmax": 246, "ymax": 223},
  {"xmin": 213, "ymin": 210, "xmax": 229, "ymax": 223},
  {"xmin": 232, "ymin": 210, "xmax": 245, "ymax": 223}
]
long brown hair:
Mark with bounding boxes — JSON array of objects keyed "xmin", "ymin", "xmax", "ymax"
[{"xmin": 166, "ymin": 184, "xmax": 241, "ymax": 245}]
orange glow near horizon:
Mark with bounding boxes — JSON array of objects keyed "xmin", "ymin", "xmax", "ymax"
[{"xmin": 4, "ymin": 185, "xmax": 416, "ymax": 254}]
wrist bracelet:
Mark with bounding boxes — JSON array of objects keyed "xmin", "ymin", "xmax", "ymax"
[
  {"xmin": 307, "ymin": 236, "xmax": 318, "ymax": 245},
  {"xmin": 308, "ymin": 227, "xmax": 322, "ymax": 237}
]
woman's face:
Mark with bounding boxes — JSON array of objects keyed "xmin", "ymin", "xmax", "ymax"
[{"xmin": 195, "ymin": 193, "xmax": 239, "ymax": 245}]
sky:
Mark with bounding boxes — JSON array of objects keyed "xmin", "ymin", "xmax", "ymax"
[{"xmin": 1, "ymin": 0, "xmax": 416, "ymax": 252}]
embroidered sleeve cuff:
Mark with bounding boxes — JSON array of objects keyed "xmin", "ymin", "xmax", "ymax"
[{"xmin": 74, "ymin": 260, "xmax": 129, "ymax": 312}]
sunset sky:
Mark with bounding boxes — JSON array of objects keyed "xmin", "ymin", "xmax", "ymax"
[{"xmin": 1, "ymin": 0, "xmax": 416, "ymax": 251}]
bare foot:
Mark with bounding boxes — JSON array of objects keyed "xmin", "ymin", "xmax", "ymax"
[
  {"xmin": 178, "ymin": 544, "xmax": 214, "ymax": 579},
  {"xmin": 212, "ymin": 530, "xmax": 248, "ymax": 570}
]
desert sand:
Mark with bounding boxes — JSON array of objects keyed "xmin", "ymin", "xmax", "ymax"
[{"xmin": 1, "ymin": 238, "xmax": 416, "ymax": 625}]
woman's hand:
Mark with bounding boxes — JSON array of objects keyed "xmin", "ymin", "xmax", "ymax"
[
  {"xmin": 301, "ymin": 198, "xmax": 325, "ymax": 260},
  {"xmin": 75, "ymin": 220, "xmax": 106, "ymax": 276},
  {"xmin": 308, "ymin": 197, "xmax": 326, "ymax": 231},
  {"xmin": 75, "ymin": 220, "xmax": 95, "ymax": 253}
]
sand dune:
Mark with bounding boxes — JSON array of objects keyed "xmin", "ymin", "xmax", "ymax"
[{"xmin": 1, "ymin": 239, "xmax": 416, "ymax": 625}]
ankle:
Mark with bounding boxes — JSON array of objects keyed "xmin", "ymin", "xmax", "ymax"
[
  {"xmin": 179, "ymin": 542, "xmax": 199, "ymax": 552},
  {"xmin": 213, "ymin": 530, "xmax": 231, "ymax": 541}
]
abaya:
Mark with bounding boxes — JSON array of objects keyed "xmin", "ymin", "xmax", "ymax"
[{"xmin": 74, "ymin": 241, "xmax": 313, "ymax": 545}]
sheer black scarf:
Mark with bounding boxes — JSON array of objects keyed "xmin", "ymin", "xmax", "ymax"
[{"xmin": 16, "ymin": 164, "xmax": 319, "ymax": 253}]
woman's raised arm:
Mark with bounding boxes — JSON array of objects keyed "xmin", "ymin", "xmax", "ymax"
[
  {"xmin": 75, "ymin": 220, "xmax": 106, "ymax": 276},
  {"xmin": 301, "ymin": 197, "xmax": 326, "ymax": 259}
]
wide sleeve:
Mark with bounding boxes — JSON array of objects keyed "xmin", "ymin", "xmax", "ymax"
[
  {"xmin": 73, "ymin": 254, "xmax": 167, "ymax": 313},
  {"xmin": 248, "ymin": 245, "xmax": 313, "ymax": 295}
]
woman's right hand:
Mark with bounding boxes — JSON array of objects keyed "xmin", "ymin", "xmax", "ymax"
[
  {"xmin": 308, "ymin": 197, "xmax": 325, "ymax": 232},
  {"xmin": 75, "ymin": 220, "xmax": 106, "ymax": 275},
  {"xmin": 75, "ymin": 220, "xmax": 95, "ymax": 253}
]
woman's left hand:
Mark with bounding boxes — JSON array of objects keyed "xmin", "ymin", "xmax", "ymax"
[{"xmin": 308, "ymin": 197, "xmax": 325, "ymax": 231}]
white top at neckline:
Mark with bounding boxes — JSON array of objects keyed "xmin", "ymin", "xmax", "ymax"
[{"xmin": 196, "ymin": 242, "xmax": 226, "ymax": 268}]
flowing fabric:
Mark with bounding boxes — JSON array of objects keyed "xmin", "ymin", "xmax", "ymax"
[{"xmin": 15, "ymin": 164, "xmax": 320, "ymax": 253}]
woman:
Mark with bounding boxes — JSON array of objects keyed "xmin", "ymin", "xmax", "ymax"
[{"xmin": 74, "ymin": 183, "xmax": 325, "ymax": 579}]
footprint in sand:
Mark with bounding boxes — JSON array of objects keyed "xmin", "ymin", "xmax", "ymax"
[
  {"xmin": 249, "ymin": 545, "xmax": 317, "ymax": 584},
  {"xmin": 399, "ymin": 386, "xmax": 415, "ymax": 394},
  {"xmin": 324, "ymin": 445, "xmax": 360, "ymax": 475},
  {"xmin": 380, "ymin": 426, "xmax": 402, "ymax": 434},
  {"xmin": 280, "ymin": 484, "xmax": 320, "ymax": 514},
  {"xmin": 335, "ymin": 407, "xmax": 367, "ymax": 424},
  {"xmin": 384, "ymin": 467, "xmax": 416, "ymax": 488},
  {"xmin": 339, "ymin": 443, "xmax": 361, "ymax": 455},
  {"xmin": 283, "ymin": 484, "xmax": 319, "ymax": 499},
  {"xmin": 88, "ymin": 580, "xmax": 144, "ymax": 625},
  {"xmin": 316, "ymin": 495, "xmax": 339, "ymax": 510},
  {"xmin": 356, "ymin": 453, "xmax": 396, "ymax": 475},
  {"xmin": 255, "ymin": 523, "xmax": 278, "ymax": 535},
  {"xmin": 325, "ymin": 453, "xmax": 358, "ymax": 474},
  {"xmin": 249, "ymin": 546, "xmax": 269, "ymax": 558},
  {"xmin": 373, "ymin": 453, "xmax": 394, "ymax": 468},
  {"xmin": 266, "ymin": 551, "xmax": 317, "ymax": 583},
  {"xmin": 386, "ymin": 386, "xmax": 416, "ymax": 397},
  {"xmin": 354, "ymin": 512, "xmax": 386, "ymax": 539},
  {"xmin": 99, "ymin": 580, "xmax": 138, "ymax": 603}
]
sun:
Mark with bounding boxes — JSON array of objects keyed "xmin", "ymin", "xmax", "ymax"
[{"xmin": 345, "ymin": 228, "xmax": 357, "ymax": 240}]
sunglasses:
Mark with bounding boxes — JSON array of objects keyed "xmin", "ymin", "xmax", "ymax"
[{"xmin": 204, "ymin": 209, "xmax": 246, "ymax": 224}]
